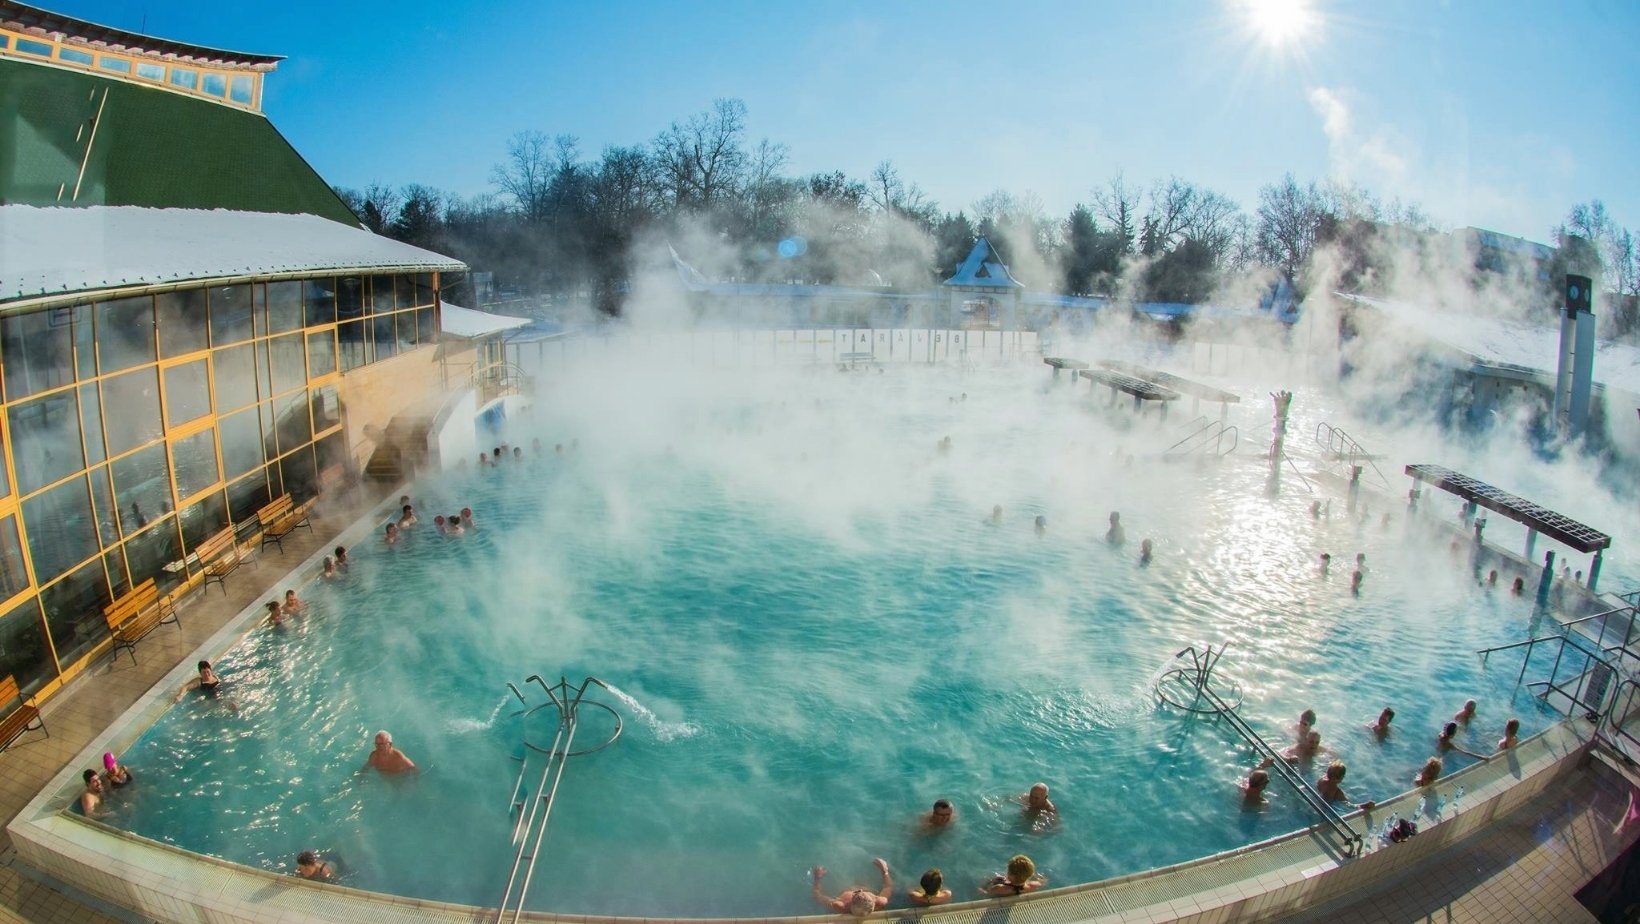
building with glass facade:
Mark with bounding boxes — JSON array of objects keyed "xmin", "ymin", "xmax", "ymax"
[{"xmin": 0, "ymin": 3, "xmax": 483, "ymax": 707}]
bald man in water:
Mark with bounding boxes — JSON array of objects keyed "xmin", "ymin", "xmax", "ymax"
[{"xmin": 364, "ymin": 730, "xmax": 416, "ymax": 774}]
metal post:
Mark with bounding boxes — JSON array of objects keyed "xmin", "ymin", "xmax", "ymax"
[
  {"xmin": 1525, "ymin": 529, "xmax": 1538, "ymax": 561},
  {"xmin": 1536, "ymin": 550, "xmax": 1557, "ymax": 609},
  {"xmin": 1347, "ymin": 465, "xmax": 1362, "ymax": 513},
  {"xmin": 1407, "ymin": 486, "xmax": 1421, "ymax": 512},
  {"xmin": 1589, "ymin": 550, "xmax": 1604, "ymax": 592}
]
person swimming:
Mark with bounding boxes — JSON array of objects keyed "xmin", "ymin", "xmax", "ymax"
[
  {"xmin": 295, "ymin": 850, "xmax": 336, "ymax": 880},
  {"xmin": 1106, "ymin": 511, "xmax": 1125, "ymax": 545},
  {"xmin": 1034, "ymin": 515, "xmax": 1047, "ymax": 536},
  {"xmin": 174, "ymin": 661, "xmax": 237, "ymax": 712},
  {"xmin": 264, "ymin": 600, "xmax": 284, "ymax": 627},
  {"xmin": 1498, "ymin": 718, "xmax": 1521, "ymax": 751},
  {"xmin": 1139, "ymin": 538, "xmax": 1153, "ymax": 566},
  {"xmin": 1366, "ymin": 707, "xmax": 1394, "ymax": 738},
  {"xmin": 980, "ymin": 854, "xmax": 1046, "ymax": 896}
]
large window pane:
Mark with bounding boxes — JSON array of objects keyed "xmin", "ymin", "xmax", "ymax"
[
  {"xmin": 80, "ymin": 384, "xmax": 105, "ymax": 465},
  {"xmin": 0, "ymin": 516, "xmax": 30, "ymax": 600},
  {"xmin": 316, "ymin": 431, "xmax": 347, "ymax": 475},
  {"xmin": 227, "ymin": 471, "xmax": 270, "ymax": 524},
  {"xmin": 112, "ymin": 443, "xmax": 171, "ymax": 537},
  {"xmin": 417, "ymin": 308, "xmax": 435, "ymax": 344},
  {"xmin": 219, "ymin": 408, "xmax": 264, "ymax": 479},
  {"xmin": 414, "ymin": 273, "xmax": 435, "ymax": 306},
  {"xmin": 9, "ymin": 390, "xmax": 84, "ymax": 496},
  {"xmin": 123, "ymin": 517, "xmax": 183, "ymax": 594},
  {"xmin": 254, "ymin": 341, "xmax": 272, "ymax": 400},
  {"xmin": 155, "ymin": 289, "xmax": 209, "ymax": 358},
  {"xmin": 209, "ymin": 284, "xmax": 254, "ymax": 346},
  {"xmin": 163, "ymin": 360, "xmax": 211, "ymax": 427},
  {"xmin": 338, "ymin": 321, "xmax": 366, "ymax": 372},
  {"xmin": 372, "ymin": 314, "xmax": 397, "ymax": 361},
  {"xmin": 304, "ymin": 277, "xmax": 337, "ymax": 327},
  {"xmin": 306, "ymin": 330, "xmax": 336, "ymax": 379},
  {"xmin": 267, "ymin": 281, "xmax": 303, "ymax": 334},
  {"xmin": 1, "ymin": 306, "xmax": 74, "ymax": 401},
  {"xmin": 310, "ymin": 384, "xmax": 340, "ymax": 433},
  {"xmin": 274, "ymin": 392, "xmax": 311, "ymax": 452},
  {"xmin": 279, "ymin": 446, "xmax": 317, "ymax": 503},
  {"xmin": 0, "ymin": 599, "xmax": 53, "ymax": 696},
  {"xmin": 101, "ymin": 367, "xmax": 162, "ymax": 456},
  {"xmin": 88, "ymin": 465, "xmax": 119, "ymax": 547},
  {"xmin": 22, "ymin": 476, "xmax": 97, "ymax": 584},
  {"xmin": 39, "ymin": 560, "xmax": 110, "ymax": 668},
  {"xmin": 368, "ymin": 275, "xmax": 395, "ymax": 315},
  {"xmin": 96, "ymin": 296, "xmax": 156, "ymax": 373},
  {"xmin": 171, "ymin": 429, "xmax": 219, "ymax": 501},
  {"xmin": 396, "ymin": 309, "xmax": 417, "ymax": 352},
  {"xmin": 105, "ymin": 548, "xmax": 130, "ymax": 598},
  {"xmin": 269, "ymin": 334, "xmax": 305, "ymax": 397},
  {"xmin": 179, "ymin": 491, "xmax": 228, "ymax": 560},
  {"xmin": 394, "ymin": 274, "xmax": 415, "ymax": 310},
  {"xmin": 336, "ymin": 276, "xmax": 365, "ymax": 322},
  {"xmin": 213, "ymin": 343, "xmax": 257, "ymax": 412}
]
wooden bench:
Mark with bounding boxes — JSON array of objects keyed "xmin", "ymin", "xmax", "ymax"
[
  {"xmin": 194, "ymin": 527, "xmax": 244, "ymax": 595},
  {"xmin": 103, "ymin": 578, "xmax": 180, "ymax": 666},
  {"xmin": 1, "ymin": 674, "xmax": 47, "ymax": 752},
  {"xmin": 257, "ymin": 494, "xmax": 314, "ymax": 552}
]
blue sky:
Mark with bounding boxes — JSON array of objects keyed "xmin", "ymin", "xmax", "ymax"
[{"xmin": 50, "ymin": 0, "xmax": 1640, "ymax": 242}]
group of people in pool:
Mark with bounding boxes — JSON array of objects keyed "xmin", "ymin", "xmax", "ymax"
[
  {"xmin": 473, "ymin": 438, "xmax": 573, "ymax": 470},
  {"xmin": 811, "ymin": 784, "xmax": 1058, "ymax": 915},
  {"xmin": 383, "ymin": 494, "xmax": 480, "ymax": 545},
  {"xmin": 988, "ymin": 506, "xmax": 1156, "ymax": 564},
  {"xmin": 75, "ymin": 751, "xmax": 133, "ymax": 819},
  {"xmin": 1239, "ymin": 700, "xmax": 1525, "ymax": 810}
]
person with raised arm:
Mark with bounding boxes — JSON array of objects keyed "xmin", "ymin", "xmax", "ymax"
[{"xmin": 811, "ymin": 858, "xmax": 891, "ymax": 917}]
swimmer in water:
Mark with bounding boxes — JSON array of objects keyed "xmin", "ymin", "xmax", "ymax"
[
  {"xmin": 363, "ymin": 730, "xmax": 416, "ymax": 774},
  {"xmin": 384, "ymin": 522, "xmax": 399, "ymax": 545},
  {"xmin": 1350, "ymin": 570, "xmax": 1363, "ymax": 593},
  {"xmin": 980, "ymin": 854, "xmax": 1046, "ymax": 896},
  {"xmin": 1319, "ymin": 552, "xmax": 1332, "ymax": 575},
  {"xmin": 1309, "ymin": 500, "xmax": 1322, "ymax": 519},
  {"xmin": 908, "ymin": 868, "xmax": 952, "ymax": 906},
  {"xmin": 1498, "ymin": 718, "xmax": 1521, "ymax": 751},
  {"xmin": 1281, "ymin": 731, "xmax": 1330, "ymax": 762},
  {"xmin": 1436, "ymin": 722, "xmax": 1485, "ymax": 759},
  {"xmin": 1106, "ymin": 511, "xmax": 1125, "ymax": 545},
  {"xmin": 334, "ymin": 546, "xmax": 349, "ymax": 568},
  {"xmin": 922, "ymin": 798, "xmax": 956, "ymax": 830},
  {"xmin": 987, "ymin": 505, "xmax": 1003, "ymax": 525},
  {"xmin": 433, "ymin": 514, "xmax": 446, "ymax": 534},
  {"xmin": 811, "ymin": 858, "xmax": 891, "ymax": 917},
  {"xmin": 1453, "ymin": 699, "xmax": 1477, "ymax": 725},
  {"xmin": 1034, "ymin": 515, "xmax": 1047, "ymax": 536},
  {"xmin": 102, "ymin": 752, "xmax": 133, "ymax": 788},
  {"xmin": 282, "ymin": 589, "xmax": 305, "ymax": 616},
  {"xmin": 1415, "ymin": 756, "xmax": 1443, "ymax": 787},
  {"xmin": 1485, "ymin": 569, "xmax": 1498, "ymax": 588},
  {"xmin": 174, "ymin": 660, "xmax": 237, "ymax": 712},
  {"xmin": 1355, "ymin": 552, "xmax": 1367, "ymax": 571},
  {"xmin": 295, "ymin": 850, "xmax": 336, "ymax": 881},
  {"xmin": 1366, "ymin": 707, "xmax": 1394, "ymax": 738},
  {"xmin": 79, "ymin": 769, "xmax": 111, "ymax": 818},
  {"xmin": 1020, "ymin": 783, "xmax": 1057, "ymax": 823},
  {"xmin": 399, "ymin": 504, "xmax": 417, "ymax": 528},
  {"xmin": 1241, "ymin": 767, "xmax": 1271, "ymax": 806},
  {"xmin": 1512, "ymin": 576, "xmax": 1525, "ymax": 596},
  {"xmin": 263, "ymin": 600, "xmax": 284, "ymax": 627},
  {"xmin": 446, "ymin": 515, "xmax": 464, "ymax": 536},
  {"xmin": 460, "ymin": 506, "xmax": 476, "ymax": 528},
  {"xmin": 1315, "ymin": 760, "xmax": 1376, "ymax": 811},
  {"xmin": 1139, "ymin": 538, "xmax": 1153, "ymax": 566},
  {"xmin": 321, "ymin": 556, "xmax": 336, "ymax": 579},
  {"xmin": 1294, "ymin": 709, "xmax": 1317, "ymax": 743}
]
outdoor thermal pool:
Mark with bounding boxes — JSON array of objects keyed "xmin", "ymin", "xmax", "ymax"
[{"xmin": 81, "ymin": 359, "xmax": 1587, "ymax": 917}]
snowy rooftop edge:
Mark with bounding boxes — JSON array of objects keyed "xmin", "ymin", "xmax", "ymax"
[
  {"xmin": 439, "ymin": 303, "xmax": 531, "ymax": 339},
  {"xmin": 0, "ymin": 205, "xmax": 465, "ymax": 307}
]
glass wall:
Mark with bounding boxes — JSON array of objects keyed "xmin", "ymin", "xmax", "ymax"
[{"xmin": 0, "ymin": 272, "xmax": 438, "ymax": 697}]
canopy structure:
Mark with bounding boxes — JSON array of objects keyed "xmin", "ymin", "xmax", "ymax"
[{"xmin": 439, "ymin": 303, "xmax": 531, "ymax": 339}]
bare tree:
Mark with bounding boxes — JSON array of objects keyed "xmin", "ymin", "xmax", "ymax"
[
  {"xmin": 1093, "ymin": 172, "xmax": 1139, "ymax": 253},
  {"xmin": 1255, "ymin": 174, "xmax": 1322, "ymax": 278},
  {"xmin": 360, "ymin": 183, "xmax": 402, "ymax": 235},
  {"xmin": 492, "ymin": 131, "xmax": 555, "ymax": 223},
  {"xmin": 867, "ymin": 161, "xmax": 935, "ymax": 225},
  {"xmin": 653, "ymin": 98, "xmax": 749, "ymax": 210}
]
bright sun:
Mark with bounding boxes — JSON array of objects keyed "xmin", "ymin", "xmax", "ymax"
[{"xmin": 1238, "ymin": 0, "xmax": 1321, "ymax": 49}]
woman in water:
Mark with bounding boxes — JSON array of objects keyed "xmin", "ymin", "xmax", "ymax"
[
  {"xmin": 295, "ymin": 850, "xmax": 337, "ymax": 881},
  {"xmin": 174, "ymin": 660, "xmax": 238, "ymax": 712},
  {"xmin": 320, "ymin": 556, "xmax": 337, "ymax": 580},
  {"xmin": 1415, "ymin": 756, "xmax": 1444, "ymax": 787},
  {"xmin": 263, "ymin": 600, "xmax": 284, "ymax": 627},
  {"xmin": 908, "ymin": 868, "xmax": 951, "ymax": 906},
  {"xmin": 1436, "ymin": 721, "xmax": 1485, "ymax": 759},
  {"xmin": 102, "ymin": 752, "xmax": 133, "ymax": 788},
  {"xmin": 980, "ymin": 854, "xmax": 1046, "ymax": 896},
  {"xmin": 1498, "ymin": 718, "xmax": 1521, "ymax": 751}
]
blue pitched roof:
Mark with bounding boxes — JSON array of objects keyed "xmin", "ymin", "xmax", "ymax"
[{"xmin": 943, "ymin": 237, "xmax": 1023, "ymax": 289}]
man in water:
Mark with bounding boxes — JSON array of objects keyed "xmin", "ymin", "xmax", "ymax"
[
  {"xmin": 1453, "ymin": 699, "xmax": 1477, "ymax": 726},
  {"xmin": 461, "ymin": 506, "xmax": 477, "ymax": 528},
  {"xmin": 1106, "ymin": 511, "xmax": 1125, "ymax": 545},
  {"xmin": 1319, "ymin": 553, "xmax": 1331, "ymax": 575},
  {"xmin": 79, "ymin": 769, "xmax": 112, "ymax": 818},
  {"xmin": 1366, "ymin": 707, "xmax": 1394, "ymax": 739},
  {"xmin": 922, "ymin": 798, "xmax": 956, "ymax": 830},
  {"xmin": 1139, "ymin": 539, "xmax": 1153, "ymax": 566},
  {"xmin": 1240, "ymin": 767, "xmax": 1271, "ymax": 806},
  {"xmin": 1020, "ymin": 783, "xmax": 1057, "ymax": 822},
  {"xmin": 1437, "ymin": 722, "xmax": 1485, "ymax": 759},
  {"xmin": 364, "ymin": 730, "xmax": 416, "ymax": 774},
  {"xmin": 1498, "ymin": 718, "xmax": 1521, "ymax": 751},
  {"xmin": 811, "ymin": 858, "xmax": 891, "ymax": 917}
]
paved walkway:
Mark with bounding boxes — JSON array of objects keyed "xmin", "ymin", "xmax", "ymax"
[
  {"xmin": 0, "ymin": 483, "xmax": 393, "ymax": 924},
  {"xmin": 0, "ymin": 480, "xmax": 1636, "ymax": 924}
]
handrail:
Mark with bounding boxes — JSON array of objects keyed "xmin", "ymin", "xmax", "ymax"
[
  {"xmin": 1164, "ymin": 419, "xmax": 1221, "ymax": 453},
  {"xmin": 1313, "ymin": 422, "xmax": 1391, "ymax": 489},
  {"xmin": 1164, "ymin": 421, "xmax": 1239, "ymax": 457},
  {"xmin": 1155, "ymin": 645, "xmax": 1363, "ymax": 855},
  {"xmin": 495, "ymin": 675, "xmax": 619, "ymax": 924}
]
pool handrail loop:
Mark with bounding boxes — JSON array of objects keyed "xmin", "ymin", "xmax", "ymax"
[{"xmin": 496, "ymin": 674, "xmax": 620, "ymax": 924}]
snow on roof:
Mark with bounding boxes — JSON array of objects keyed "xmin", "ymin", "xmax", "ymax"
[
  {"xmin": 1348, "ymin": 294, "xmax": 1640, "ymax": 394},
  {"xmin": 0, "ymin": 206, "xmax": 465, "ymax": 307},
  {"xmin": 944, "ymin": 237, "xmax": 1023, "ymax": 289},
  {"xmin": 439, "ymin": 303, "xmax": 531, "ymax": 339}
]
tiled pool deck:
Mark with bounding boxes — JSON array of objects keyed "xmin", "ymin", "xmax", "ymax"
[{"xmin": 0, "ymin": 483, "xmax": 1636, "ymax": 924}]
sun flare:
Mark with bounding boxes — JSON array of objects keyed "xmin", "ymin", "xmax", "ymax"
[{"xmin": 1238, "ymin": 0, "xmax": 1321, "ymax": 49}]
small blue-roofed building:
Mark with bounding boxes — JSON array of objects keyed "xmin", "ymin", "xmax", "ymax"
[{"xmin": 943, "ymin": 237, "xmax": 1023, "ymax": 329}]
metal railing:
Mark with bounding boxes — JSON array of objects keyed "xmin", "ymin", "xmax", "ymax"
[
  {"xmin": 1164, "ymin": 418, "xmax": 1238, "ymax": 457},
  {"xmin": 496, "ymin": 675, "xmax": 622, "ymax": 924},
  {"xmin": 474, "ymin": 361, "xmax": 535, "ymax": 405},
  {"xmin": 1313, "ymin": 422, "xmax": 1391, "ymax": 489},
  {"xmin": 1155, "ymin": 644, "xmax": 1364, "ymax": 856}
]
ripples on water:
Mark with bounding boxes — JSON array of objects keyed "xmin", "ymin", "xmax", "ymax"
[{"xmin": 107, "ymin": 363, "xmax": 1613, "ymax": 916}]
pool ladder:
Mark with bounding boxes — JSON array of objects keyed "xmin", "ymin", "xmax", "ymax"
[
  {"xmin": 1155, "ymin": 644, "xmax": 1365, "ymax": 857},
  {"xmin": 495, "ymin": 675, "xmax": 623, "ymax": 924}
]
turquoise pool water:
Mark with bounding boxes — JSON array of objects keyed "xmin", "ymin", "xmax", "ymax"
[{"xmin": 105, "ymin": 363, "xmax": 1582, "ymax": 917}]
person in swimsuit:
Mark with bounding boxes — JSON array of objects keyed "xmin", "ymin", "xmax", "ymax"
[
  {"xmin": 399, "ymin": 504, "xmax": 418, "ymax": 529},
  {"xmin": 1021, "ymin": 782, "xmax": 1057, "ymax": 821},
  {"xmin": 384, "ymin": 523, "xmax": 400, "ymax": 545},
  {"xmin": 1498, "ymin": 718, "xmax": 1521, "ymax": 751},
  {"xmin": 1106, "ymin": 512, "xmax": 1125, "ymax": 545},
  {"xmin": 282, "ymin": 589, "xmax": 305, "ymax": 617},
  {"xmin": 364, "ymin": 730, "xmax": 416, "ymax": 774},
  {"xmin": 460, "ymin": 507, "xmax": 476, "ymax": 528},
  {"xmin": 1437, "ymin": 722, "xmax": 1485, "ymax": 759},
  {"xmin": 811, "ymin": 858, "xmax": 891, "ymax": 916},
  {"xmin": 908, "ymin": 868, "xmax": 951, "ymax": 906},
  {"xmin": 1139, "ymin": 539, "xmax": 1153, "ymax": 566},
  {"xmin": 1415, "ymin": 756, "xmax": 1444, "ymax": 787},
  {"xmin": 79, "ymin": 769, "xmax": 111, "ymax": 818},
  {"xmin": 921, "ymin": 798, "xmax": 955, "ymax": 830},
  {"xmin": 264, "ymin": 601, "xmax": 285, "ymax": 627},
  {"xmin": 1453, "ymin": 699, "xmax": 1478, "ymax": 726},
  {"xmin": 1241, "ymin": 767, "xmax": 1271, "ymax": 806},
  {"xmin": 321, "ymin": 556, "xmax": 337, "ymax": 580},
  {"xmin": 1366, "ymin": 707, "xmax": 1394, "ymax": 739},
  {"xmin": 334, "ymin": 546, "xmax": 350, "ymax": 568},
  {"xmin": 174, "ymin": 660, "xmax": 238, "ymax": 712},
  {"xmin": 102, "ymin": 752, "xmax": 133, "ymax": 788},
  {"xmin": 295, "ymin": 850, "xmax": 336, "ymax": 881},
  {"xmin": 980, "ymin": 854, "xmax": 1046, "ymax": 896}
]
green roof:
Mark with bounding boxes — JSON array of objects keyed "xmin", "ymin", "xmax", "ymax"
[{"xmin": 0, "ymin": 57, "xmax": 358, "ymax": 225}]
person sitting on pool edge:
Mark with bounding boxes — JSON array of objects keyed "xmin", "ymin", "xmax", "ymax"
[
  {"xmin": 908, "ymin": 868, "xmax": 951, "ymax": 906},
  {"xmin": 981, "ymin": 854, "xmax": 1046, "ymax": 896},
  {"xmin": 295, "ymin": 850, "xmax": 337, "ymax": 881},
  {"xmin": 811, "ymin": 858, "xmax": 891, "ymax": 917}
]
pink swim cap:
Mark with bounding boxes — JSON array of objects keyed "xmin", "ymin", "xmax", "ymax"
[{"xmin": 102, "ymin": 752, "xmax": 117, "ymax": 770}]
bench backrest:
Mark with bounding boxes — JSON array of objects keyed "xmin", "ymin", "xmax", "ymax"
[
  {"xmin": 104, "ymin": 578, "xmax": 159, "ymax": 629},
  {"xmin": 195, "ymin": 528, "xmax": 238, "ymax": 562},
  {"xmin": 0, "ymin": 674, "xmax": 18, "ymax": 708},
  {"xmin": 257, "ymin": 495, "xmax": 294, "ymax": 524}
]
